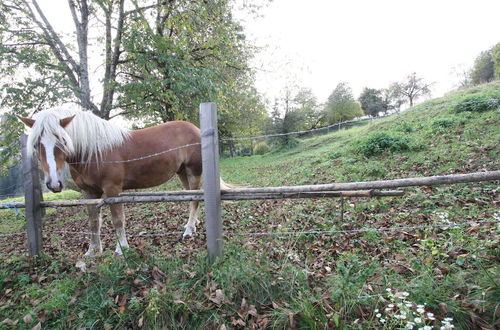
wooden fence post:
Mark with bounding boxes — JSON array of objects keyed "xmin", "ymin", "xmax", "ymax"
[
  {"xmin": 200, "ymin": 103, "xmax": 223, "ymax": 260},
  {"xmin": 21, "ymin": 135, "xmax": 43, "ymax": 256}
]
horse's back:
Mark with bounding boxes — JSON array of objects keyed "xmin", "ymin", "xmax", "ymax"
[{"xmin": 119, "ymin": 120, "xmax": 202, "ymax": 189}]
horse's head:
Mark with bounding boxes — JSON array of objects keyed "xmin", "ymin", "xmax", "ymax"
[{"xmin": 18, "ymin": 114, "xmax": 75, "ymax": 193}]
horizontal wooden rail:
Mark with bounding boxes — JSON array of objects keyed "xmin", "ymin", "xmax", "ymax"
[
  {"xmin": 221, "ymin": 171, "xmax": 500, "ymax": 194},
  {"xmin": 2, "ymin": 170, "xmax": 498, "ymax": 210},
  {"xmin": 1, "ymin": 190, "xmax": 405, "ymax": 209}
]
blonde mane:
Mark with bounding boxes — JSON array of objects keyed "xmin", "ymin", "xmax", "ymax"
[{"xmin": 27, "ymin": 107, "xmax": 130, "ymax": 164}]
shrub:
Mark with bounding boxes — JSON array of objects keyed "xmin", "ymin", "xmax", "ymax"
[
  {"xmin": 253, "ymin": 142, "xmax": 270, "ymax": 155},
  {"xmin": 454, "ymin": 96, "xmax": 500, "ymax": 113},
  {"xmin": 397, "ymin": 122, "xmax": 415, "ymax": 133},
  {"xmin": 357, "ymin": 132, "xmax": 410, "ymax": 157},
  {"xmin": 432, "ymin": 118, "xmax": 457, "ymax": 129}
]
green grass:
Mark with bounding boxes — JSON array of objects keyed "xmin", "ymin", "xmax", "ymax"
[
  {"xmin": 0, "ymin": 82, "xmax": 499, "ymax": 329},
  {"xmin": 0, "ymin": 190, "xmax": 81, "ymax": 234}
]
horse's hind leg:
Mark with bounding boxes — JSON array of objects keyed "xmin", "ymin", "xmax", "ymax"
[
  {"xmin": 84, "ymin": 191, "xmax": 103, "ymax": 257},
  {"xmin": 178, "ymin": 171, "xmax": 202, "ymax": 238}
]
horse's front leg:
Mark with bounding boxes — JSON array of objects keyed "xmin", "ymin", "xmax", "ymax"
[{"xmin": 84, "ymin": 195, "xmax": 103, "ymax": 257}]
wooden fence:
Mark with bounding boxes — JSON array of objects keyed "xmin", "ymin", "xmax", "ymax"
[{"xmin": 2, "ymin": 103, "xmax": 500, "ymax": 259}]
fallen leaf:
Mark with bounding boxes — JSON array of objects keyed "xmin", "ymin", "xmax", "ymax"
[
  {"xmin": 152, "ymin": 267, "xmax": 165, "ymax": 281},
  {"xmin": 231, "ymin": 318, "xmax": 245, "ymax": 327},
  {"xmin": 125, "ymin": 269, "xmax": 135, "ymax": 276},
  {"xmin": 209, "ymin": 289, "xmax": 225, "ymax": 306},
  {"xmin": 23, "ymin": 314, "xmax": 34, "ymax": 324},
  {"xmin": 174, "ymin": 300, "xmax": 187, "ymax": 306},
  {"xmin": 75, "ymin": 261, "xmax": 87, "ymax": 273},
  {"xmin": 32, "ymin": 322, "xmax": 42, "ymax": 330},
  {"xmin": 137, "ymin": 316, "xmax": 144, "ymax": 328},
  {"xmin": 115, "ymin": 293, "xmax": 127, "ymax": 307}
]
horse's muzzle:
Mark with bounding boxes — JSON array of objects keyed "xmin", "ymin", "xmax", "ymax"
[{"xmin": 47, "ymin": 181, "xmax": 63, "ymax": 193}]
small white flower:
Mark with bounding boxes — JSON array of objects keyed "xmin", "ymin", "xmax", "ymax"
[
  {"xmin": 374, "ymin": 309, "xmax": 379, "ymax": 313},
  {"xmin": 376, "ymin": 313, "xmax": 381, "ymax": 318},
  {"xmin": 397, "ymin": 302, "xmax": 403, "ymax": 307},
  {"xmin": 417, "ymin": 308, "xmax": 425, "ymax": 313},
  {"xmin": 386, "ymin": 288, "xmax": 392, "ymax": 292},
  {"xmin": 388, "ymin": 304, "xmax": 394, "ymax": 308},
  {"xmin": 395, "ymin": 291, "xmax": 410, "ymax": 299},
  {"xmin": 380, "ymin": 318, "xmax": 386, "ymax": 323},
  {"xmin": 427, "ymin": 312, "xmax": 435, "ymax": 320},
  {"xmin": 414, "ymin": 317, "xmax": 422, "ymax": 323},
  {"xmin": 417, "ymin": 304, "xmax": 425, "ymax": 308},
  {"xmin": 406, "ymin": 303, "xmax": 413, "ymax": 307},
  {"xmin": 443, "ymin": 318, "xmax": 453, "ymax": 322}
]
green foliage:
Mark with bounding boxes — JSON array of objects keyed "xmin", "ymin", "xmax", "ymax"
[
  {"xmin": 265, "ymin": 87, "xmax": 322, "ymax": 149},
  {"xmin": 493, "ymin": 42, "xmax": 500, "ymax": 79},
  {"xmin": 253, "ymin": 142, "xmax": 270, "ymax": 155},
  {"xmin": 454, "ymin": 96, "xmax": 500, "ymax": 113},
  {"xmin": 0, "ymin": 0, "xmax": 268, "ymax": 172},
  {"xmin": 324, "ymin": 82, "xmax": 363, "ymax": 124},
  {"xmin": 432, "ymin": 118, "xmax": 457, "ymax": 129},
  {"xmin": 397, "ymin": 121, "xmax": 415, "ymax": 133},
  {"xmin": 471, "ymin": 50, "xmax": 495, "ymax": 85},
  {"xmin": 357, "ymin": 131, "xmax": 411, "ymax": 157},
  {"xmin": 359, "ymin": 87, "xmax": 387, "ymax": 117},
  {"xmin": 391, "ymin": 72, "xmax": 432, "ymax": 107}
]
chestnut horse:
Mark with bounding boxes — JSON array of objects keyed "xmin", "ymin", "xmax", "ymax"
[{"xmin": 18, "ymin": 107, "xmax": 204, "ymax": 256}]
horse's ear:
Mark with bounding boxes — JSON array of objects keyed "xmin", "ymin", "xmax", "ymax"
[
  {"xmin": 16, "ymin": 115, "xmax": 35, "ymax": 128},
  {"xmin": 60, "ymin": 115, "xmax": 75, "ymax": 128}
]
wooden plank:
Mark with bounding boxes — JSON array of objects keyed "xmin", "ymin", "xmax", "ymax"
[
  {"xmin": 21, "ymin": 135, "xmax": 43, "ymax": 256},
  {"xmin": 0, "ymin": 190, "xmax": 406, "ymax": 210},
  {"xmin": 200, "ymin": 103, "xmax": 223, "ymax": 260},
  {"xmin": 223, "ymin": 171, "xmax": 500, "ymax": 194},
  {"xmin": 118, "ymin": 171, "xmax": 500, "ymax": 197}
]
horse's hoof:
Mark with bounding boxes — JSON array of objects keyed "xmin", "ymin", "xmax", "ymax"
[
  {"xmin": 182, "ymin": 227, "xmax": 195, "ymax": 239},
  {"xmin": 75, "ymin": 260, "xmax": 87, "ymax": 273},
  {"xmin": 114, "ymin": 245, "xmax": 129, "ymax": 256},
  {"xmin": 84, "ymin": 250, "xmax": 95, "ymax": 257}
]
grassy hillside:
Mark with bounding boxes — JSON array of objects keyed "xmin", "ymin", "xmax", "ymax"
[{"xmin": 0, "ymin": 82, "xmax": 498, "ymax": 329}]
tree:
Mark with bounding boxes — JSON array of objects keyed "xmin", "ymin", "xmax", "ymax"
[
  {"xmin": 471, "ymin": 50, "xmax": 495, "ymax": 85},
  {"xmin": 451, "ymin": 64, "xmax": 473, "ymax": 89},
  {"xmin": 293, "ymin": 88, "xmax": 322, "ymax": 129},
  {"xmin": 386, "ymin": 83, "xmax": 406, "ymax": 112},
  {"xmin": 0, "ymin": 0, "xmax": 262, "ymax": 169},
  {"xmin": 392, "ymin": 73, "xmax": 432, "ymax": 107},
  {"xmin": 359, "ymin": 88, "xmax": 387, "ymax": 117},
  {"xmin": 117, "ymin": 1, "xmax": 255, "ymax": 124},
  {"xmin": 323, "ymin": 82, "xmax": 363, "ymax": 124},
  {"xmin": 492, "ymin": 42, "xmax": 500, "ymax": 80}
]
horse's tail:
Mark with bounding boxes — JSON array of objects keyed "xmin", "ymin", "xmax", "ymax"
[
  {"xmin": 220, "ymin": 178, "xmax": 236, "ymax": 190},
  {"xmin": 198, "ymin": 177, "xmax": 238, "ymax": 190}
]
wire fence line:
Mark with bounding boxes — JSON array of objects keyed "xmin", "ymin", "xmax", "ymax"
[
  {"xmin": 0, "ymin": 219, "xmax": 497, "ymax": 239},
  {"xmin": 67, "ymin": 142, "xmax": 201, "ymax": 165},
  {"xmin": 221, "ymin": 98, "xmax": 500, "ymax": 142}
]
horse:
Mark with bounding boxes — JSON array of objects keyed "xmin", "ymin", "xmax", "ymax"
[{"xmin": 18, "ymin": 107, "xmax": 206, "ymax": 256}]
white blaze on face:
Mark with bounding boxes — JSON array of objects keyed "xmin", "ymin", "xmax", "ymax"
[{"xmin": 41, "ymin": 134, "xmax": 62, "ymax": 190}]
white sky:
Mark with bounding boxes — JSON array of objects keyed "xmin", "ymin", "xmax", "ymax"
[
  {"xmin": 36, "ymin": 0, "xmax": 500, "ymax": 108},
  {"xmin": 236, "ymin": 0, "xmax": 500, "ymax": 104}
]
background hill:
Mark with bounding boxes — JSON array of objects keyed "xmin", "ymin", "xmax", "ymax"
[{"xmin": 0, "ymin": 82, "xmax": 498, "ymax": 329}]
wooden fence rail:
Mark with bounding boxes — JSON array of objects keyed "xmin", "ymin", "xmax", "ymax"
[{"xmin": 0, "ymin": 190, "xmax": 406, "ymax": 209}]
